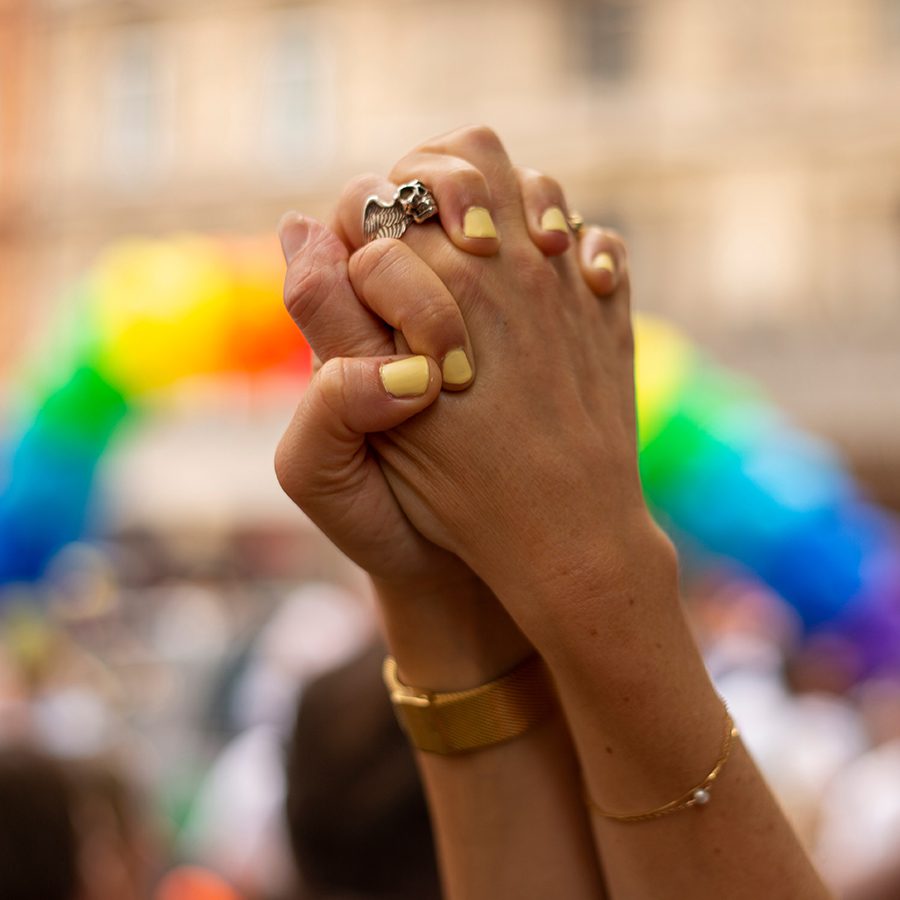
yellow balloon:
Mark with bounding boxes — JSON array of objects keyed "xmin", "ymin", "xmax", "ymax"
[
  {"xmin": 633, "ymin": 315, "xmax": 695, "ymax": 448},
  {"xmin": 90, "ymin": 237, "xmax": 236, "ymax": 395}
]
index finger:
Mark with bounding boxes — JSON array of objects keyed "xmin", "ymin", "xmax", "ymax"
[{"xmin": 278, "ymin": 212, "xmax": 395, "ymax": 363}]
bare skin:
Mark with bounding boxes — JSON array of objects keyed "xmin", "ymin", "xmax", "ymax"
[{"xmin": 276, "ymin": 126, "xmax": 832, "ymax": 899}]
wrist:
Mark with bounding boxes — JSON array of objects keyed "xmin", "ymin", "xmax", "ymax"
[
  {"xmin": 479, "ymin": 520, "xmax": 728, "ymax": 812},
  {"xmin": 485, "ymin": 509, "xmax": 680, "ymax": 652},
  {"xmin": 372, "ymin": 573, "xmax": 533, "ymax": 692},
  {"xmin": 482, "ymin": 513, "xmax": 713, "ymax": 705}
]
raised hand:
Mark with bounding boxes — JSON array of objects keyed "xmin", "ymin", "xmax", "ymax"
[
  {"xmin": 321, "ymin": 126, "xmax": 661, "ymax": 624},
  {"xmin": 274, "ymin": 137, "xmax": 627, "ymax": 681}
]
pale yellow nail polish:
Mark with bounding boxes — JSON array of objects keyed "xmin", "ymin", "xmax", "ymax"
[
  {"xmin": 540, "ymin": 206, "xmax": 569, "ymax": 234},
  {"xmin": 591, "ymin": 251, "xmax": 617, "ymax": 276},
  {"xmin": 381, "ymin": 356, "xmax": 430, "ymax": 397},
  {"xmin": 463, "ymin": 207, "xmax": 498, "ymax": 239},
  {"xmin": 442, "ymin": 348, "xmax": 473, "ymax": 386}
]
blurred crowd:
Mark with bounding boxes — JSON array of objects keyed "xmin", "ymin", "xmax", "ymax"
[
  {"xmin": 2, "ymin": 1, "xmax": 900, "ymax": 897},
  {"xmin": 0, "ymin": 524, "xmax": 898, "ymax": 900}
]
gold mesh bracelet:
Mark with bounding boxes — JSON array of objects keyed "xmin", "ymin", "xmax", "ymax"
[{"xmin": 382, "ymin": 654, "xmax": 556, "ymax": 755}]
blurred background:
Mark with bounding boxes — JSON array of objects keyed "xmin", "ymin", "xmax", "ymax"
[{"xmin": 1, "ymin": 1, "xmax": 899, "ymax": 898}]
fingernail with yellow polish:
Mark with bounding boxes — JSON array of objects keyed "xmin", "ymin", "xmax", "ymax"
[
  {"xmin": 381, "ymin": 356, "xmax": 430, "ymax": 397},
  {"xmin": 463, "ymin": 207, "xmax": 498, "ymax": 239},
  {"xmin": 442, "ymin": 348, "xmax": 473, "ymax": 386},
  {"xmin": 591, "ymin": 251, "xmax": 617, "ymax": 276},
  {"xmin": 540, "ymin": 206, "xmax": 569, "ymax": 234}
]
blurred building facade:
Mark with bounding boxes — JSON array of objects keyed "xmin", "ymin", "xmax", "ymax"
[
  {"xmin": 3, "ymin": 0, "xmax": 900, "ymax": 504},
  {"xmin": 0, "ymin": 0, "xmax": 33, "ymax": 367}
]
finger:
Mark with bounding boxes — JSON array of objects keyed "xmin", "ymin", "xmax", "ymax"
[
  {"xmin": 416, "ymin": 125, "xmax": 524, "ymax": 227},
  {"xmin": 282, "ymin": 355, "xmax": 441, "ymax": 456},
  {"xmin": 278, "ymin": 212, "xmax": 394, "ymax": 361},
  {"xmin": 577, "ymin": 227, "xmax": 629, "ymax": 302},
  {"xmin": 275, "ymin": 354, "xmax": 441, "ymax": 573},
  {"xmin": 387, "ymin": 152, "xmax": 500, "ymax": 256},
  {"xmin": 331, "ymin": 168, "xmax": 490, "ymax": 267},
  {"xmin": 330, "ymin": 172, "xmax": 400, "ymax": 252},
  {"xmin": 349, "ymin": 239, "xmax": 475, "ymax": 391},
  {"xmin": 278, "ymin": 355, "xmax": 440, "ymax": 493},
  {"xmin": 334, "ymin": 127, "xmax": 523, "ymax": 254},
  {"xmin": 514, "ymin": 167, "xmax": 572, "ymax": 257}
]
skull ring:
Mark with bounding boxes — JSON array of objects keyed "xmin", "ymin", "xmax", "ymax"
[{"xmin": 363, "ymin": 180, "xmax": 439, "ymax": 243}]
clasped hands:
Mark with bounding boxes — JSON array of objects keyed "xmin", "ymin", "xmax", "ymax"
[
  {"xmin": 275, "ymin": 125, "xmax": 673, "ymax": 679},
  {"xmin": 274, "ymin": 127, "xmax": 832, "ymax": 899}
]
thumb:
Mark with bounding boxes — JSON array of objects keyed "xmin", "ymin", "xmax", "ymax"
[{"xmin": 275, "ymin": 354, "xmax": 440, "ymax": 564}]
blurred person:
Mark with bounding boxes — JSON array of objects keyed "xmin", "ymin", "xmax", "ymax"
[
  {"xmin": 286, "ymin": 642, "xmax": 439, "ymax": 900},
  {"xmin": 815, "ymin": 739, "xmax": 900, "ymax": 899},
  {"xmin": 0, "ymin": 745, "xmax": 159, "ymax": 900},
  {"xmin": 274, "ymin": 126, "xmax": 831, "ymax": 898},
  {"xmin": 0, "ymin": 745, "xmax": 79, "ymax": 900},
  {"xmin": 842, "ymin": 857, "xmax": 900, "ymax": 900},
  {"xmin": 177, "ymin": 583, "xmax": 373, "ymax": 898},
  {"xmin": 69, "ymin": 754, "xmax": 159, "ymax": 900}
]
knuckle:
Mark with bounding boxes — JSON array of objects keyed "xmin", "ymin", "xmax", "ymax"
[
  {"xmin": 312, "ymin": 357, "xmax": 357, "ymax": 435},
  {"xmin": 349, "ymin": 238, "xmax": 408, "ymax": 292},
  {"xmin": 597, "ymin": 228, "xmax": 628, "ymax": 257},
  {"xmin": 274, "ymin": 435, "xmax": 302, "ymax": 501},
  {"xmin": 273, "ymin": 438, "xmax": 290, "ymax": 492},
  {"xmin": 514, "ymin": 165, "xmax": 542, "ymax": 183},
  {"xmin": 341, "ymin": 171, "xmax": 381, "ymax": 204},
  {"xmin": 518, "ymin": 166, "xmax": 563, "ymax": 198},
  {"xmin": 435, "ymin": 164, "xmax": 488, "ymax": 203},
  {"xmin": 402, "ymin": 295, "xmax": 458, "ymax": 340},
  {"xmin": 454, "ymin": 124, "xmax": 506, "ymax": 158},
  {"xmin": 282, "ymin": 226, "xmax": 347, "ymax": 328},
  {"xmin": 507, "ymin": 243, "xmax": 555, "ymax": 289},
  {"xmin": 535, "ymin": 173, "xmax": 564, "ymax": 201},
  {"xmin": 441, "ymin": 246, "xmax": 484, "ymax": 293},
  {"xmin": 337, "ymin": 173, "xmax": 379, "ymax": 226},
  {"xmin": 274, "ymin": 423, "xmax": 318, "ymax": 506},
  {"xmin": 283, "ymin": 262, "xmax": 324, "ymax": 327},
  {"xmin": 315, "ymin": 357, "xmax": 349, "ymax": 410}
]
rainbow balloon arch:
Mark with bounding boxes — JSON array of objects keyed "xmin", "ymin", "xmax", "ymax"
[{"xmin": 2, "ymin": 235, "xmax": 899, "ymax": 678}]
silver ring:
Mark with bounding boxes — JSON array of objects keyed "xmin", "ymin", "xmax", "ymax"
[{"xmin": 363, "ymin": 180, "xmax": 439, "ymax": 243}]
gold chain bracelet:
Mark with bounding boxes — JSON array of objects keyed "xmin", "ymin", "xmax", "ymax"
[{"xmin": 586, "ymin": 704, "xmax": 739, "ymax": 823}]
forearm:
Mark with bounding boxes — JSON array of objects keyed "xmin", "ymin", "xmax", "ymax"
[
  {"xmin": 374, "ymin": 577, "xmax": 608, "ymax": 900},
  {"xmin": 493, "ymin": 525, "xmax": 831, "ymax": 900}
]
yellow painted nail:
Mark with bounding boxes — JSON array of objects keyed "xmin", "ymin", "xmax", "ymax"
[
  {"xmin": 591, "ymin": 251, "xmax": 616, "ymax": 276},
  {"xmin": 380, "ymin": 356, "xmax": 430, "ymax": 397},
  {"xmin": 442, "ymin": 348, "xmax": 473, "ymax": 386},
  {"xmin": 540, "ymin": 206, "xmax": 569, "ymax": 234},
  {"xmin": 463, "ymin": 207, "xmax": 498, "ymax": 239}
]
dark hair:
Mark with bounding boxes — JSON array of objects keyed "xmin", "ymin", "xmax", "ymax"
[
  {"xmin": 285, "ymin": 642, "xmax": 440, "ymax": 899},
  {"xmin": 0, "ymin": 746, "xmax": 79, "ymax": 900}
]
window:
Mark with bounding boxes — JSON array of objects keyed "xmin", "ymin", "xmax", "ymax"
[
  {"xmin": 570, "ymin": 0, "xmax": 640, "ymax": 83},
  {"xmin": 260, "ymin": 12, "xmax": 331, "ymax": 169},
  {"xmin": 103, "ymin": 24, "xmax": 167, "ymax": 184}
]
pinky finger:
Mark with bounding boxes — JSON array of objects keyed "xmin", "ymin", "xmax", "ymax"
[{"xmin": 577, "ymin": 227, "xmax": 628, "ymax": 299}]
